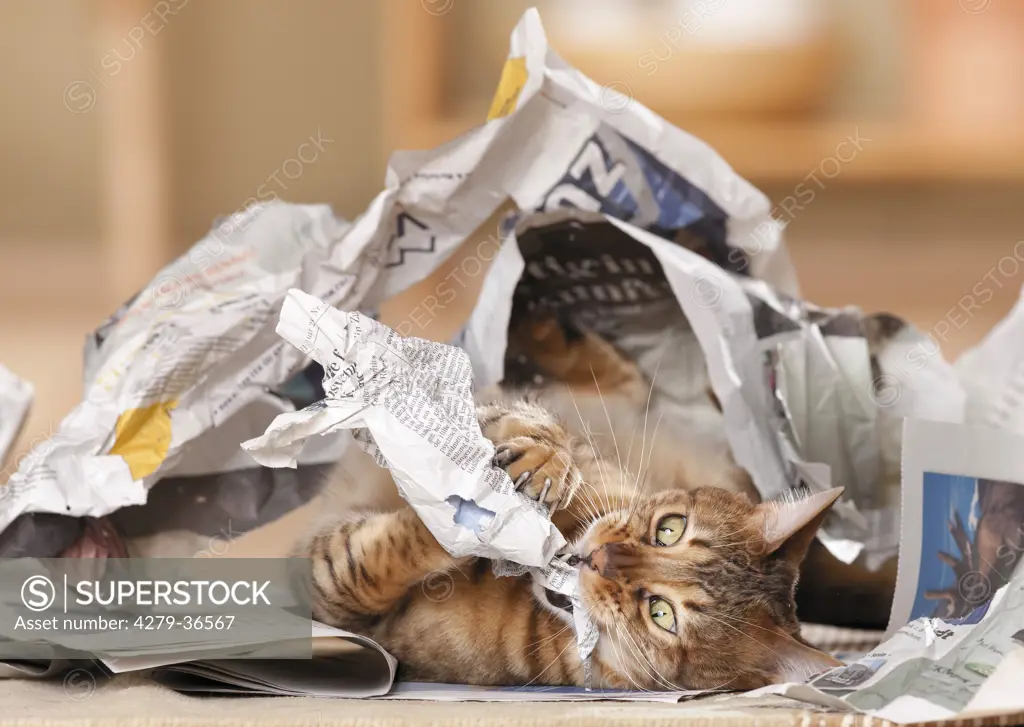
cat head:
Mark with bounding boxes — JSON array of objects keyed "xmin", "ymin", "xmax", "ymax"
[{"xmin": 571, "ymin": 486, "xmax": 843, "ymax": 691}]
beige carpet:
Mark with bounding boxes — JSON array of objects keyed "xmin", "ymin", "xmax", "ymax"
[{"xmin": 3, "ymin": 673, "xmax": 1024, "ymax": 727}]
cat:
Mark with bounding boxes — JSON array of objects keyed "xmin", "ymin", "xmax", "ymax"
[{"xmin": 302, "ymin": 316, "xmax": 842, "ymax": 690}]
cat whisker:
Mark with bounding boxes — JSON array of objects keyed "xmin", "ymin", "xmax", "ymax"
[
  {"xmin": 698, "ymin": 610, "xmax": 784, "ymax": 661},
  {"xmin": 564, "ymin": 385, "xmax": 614, "ymax": 513},
  {"xmin": 523, "ymin": 618, "xmax": 574, "ymax": 658},
  {"xmin": 619, "ymin": 352, "xmax": 665, "ymax": 522},
  {"xmin": 515, "ymin": 632, "xmax": 578, "ymax": 690},
  {"xmin": 698, "ymin": 672, "xmax": 742, "ymax": 694},
  {"xmin": 710, "ymin": 610, "xmax": 795, "ymax": 640},
  {"xmin": 607, "ymin": 625, "xmax": 652, "ymax": 693},
  {"xmin": 569, "ymin": 479, "xmax": 605, "ymax": 524},
  {"xmin": 623, "ymin": 363, "xmax": 664, "ymax": 525},
  {"xmin": 576, "ymin": 478, "xmax": 605, "ymax": 512},
  {"xmin": 557, "ymin": 459, "xmax": 582, "ymax": 512},
  {"xmin": 699, "ymin": 538, "xmax": 752, "ymax": 551},
  {"xmin": 715, "ymin": 517, "xmax": 760, "ymax": 540},
  {"xmin": 626, "ymin": 411, "xmax": 663, "ymax": 524},
  {"xmin": 622, "ymin": 414, "xmax": 641, "ymax": 487},
  {"xmin": 616, "ymin": 622, "xmax": 684, "ymax": 692},
  {"xmin": 630, "ymin": 352, "xmax": 662, "ymax": 495},
  {"xmin": 618, "ymin": 618, "xmax": 688, "ymax": 692},
  {"xmin": 589, "ymin": 368, "xmax": 627, "ymax": 500}
]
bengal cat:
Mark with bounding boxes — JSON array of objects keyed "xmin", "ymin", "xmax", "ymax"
[{"xmin": 302, "ymin": 316, "xmax": 842, "ymax": 690}]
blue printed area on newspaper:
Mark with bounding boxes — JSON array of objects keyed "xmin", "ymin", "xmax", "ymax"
[{"xmin": 910, "ymin": 472, "xmax": 1024, "ymax": 622}]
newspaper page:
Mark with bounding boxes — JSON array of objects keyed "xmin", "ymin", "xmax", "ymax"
[
  {"xmin": 242, "ymin": 289, "xmax": 598, "ymax": 670},
  {"xmin": 805, "ymin": 553, "xmax": 1024, "ymax": 723},
  {"xmin": 0, "ymin": 365, "xmax": 32, "ymax": 471},
  {"xmin": 146, "ymin": 620, "xmax": 397, "ymax": 698}
]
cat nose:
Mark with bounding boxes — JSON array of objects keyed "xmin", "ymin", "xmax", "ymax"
[
  {"xmin": 586, "ymin": 544, "xmax": 635, "ymax": 577},
  {"xmin": 586, "ymin": 546, "xmax": 607, "ymax": 574}
]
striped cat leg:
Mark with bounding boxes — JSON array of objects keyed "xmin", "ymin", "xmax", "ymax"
[{"xmin": 305, "ymin": 509, "xmax": 468, "ymax": 631}]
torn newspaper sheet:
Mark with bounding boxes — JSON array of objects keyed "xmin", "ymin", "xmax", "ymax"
[
  {"xmin": 0, "ymin": 365, "xmax": 32, "ymax": 471},
  {"xmin": 243, "ymin": 289, "xmax": 598, "ymax": 669},
  {"xmin": 242, "ymin": 289, "xmax": 566, "ymax": 566},
  {"xmin": 745, "ymin": 418, "xmax": 1024, "ymax": 723},
  {"xmin": 797, "ymin": 555, "xmax": 1024, "ymax": 723}
]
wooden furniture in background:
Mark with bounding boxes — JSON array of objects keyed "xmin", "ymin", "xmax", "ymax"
[{"xmin": 97, "ymin": 0, "xmax": 173, "ymax": 306}]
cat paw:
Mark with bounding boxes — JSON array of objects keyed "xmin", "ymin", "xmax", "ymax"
[{"xmin": 493, "ymin": 436, "xmax": 580, "ymax": 512}]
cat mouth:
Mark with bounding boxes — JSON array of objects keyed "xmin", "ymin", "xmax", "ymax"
[{"xmin": 544, "ymin": 588, "xmax": 573, "ymax": 613}]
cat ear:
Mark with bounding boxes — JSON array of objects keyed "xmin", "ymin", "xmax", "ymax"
[
  {"xmin": 766, "ymin": 632, "xmax": 842, "ymax": 684},
  {"xmin": 757, "ymin": 487, "xmax": 844, "ymax": 563}
]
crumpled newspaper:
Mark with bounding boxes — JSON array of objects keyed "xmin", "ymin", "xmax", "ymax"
[
  {"xmin": 242, "ymin": 289, "xmax": 563, "ymax": 565},
  {"xmin": 0, "ymin": 6, "xmax": 960, "ymax": 576},
  {"xmin": 438, "ymin": 9, "xmax": 963, "ymax": 568},
  {"xmin": 0, "ymin": 203, "xmax": 363, "ymax": 544},
  {"xmin": 737, "ymin": 300, "xmax": 1024, "ymax": 718},
  {"xmin": 0, "ymin": 6, "xmax": 792, "ymax": 559},
  {"xmin": 0, "ymin": 365, "xmax": 32, "ymax": 471},
  {"xmin": 471, "ymin": 208, "xmax": 963, "ymax": 567},
  {"xmin": 242, "ymin": 288, "xmax": 598, "ymax": 672}
]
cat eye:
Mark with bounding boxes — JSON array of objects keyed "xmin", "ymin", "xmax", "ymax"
[
  {"xmin": 648, "ymin": 597, "xmax": 676, "ymax": 633},
  {"xmin": 654, "ymin": 514, "xmax": 687, "ymax": 546}
]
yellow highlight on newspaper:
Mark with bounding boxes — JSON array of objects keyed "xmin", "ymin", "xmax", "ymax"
[
  {"xmin": 108, "ymin": 400, "xmax": 178, "ymax": 480},
  {"xmin": 487, "ymin": 56, "xmax": 527, "ymax": 120}
]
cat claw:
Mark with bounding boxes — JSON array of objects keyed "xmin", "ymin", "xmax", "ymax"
[{"xmin": 492, "ymin": 444, "xmax": 524, "ymax": 469}]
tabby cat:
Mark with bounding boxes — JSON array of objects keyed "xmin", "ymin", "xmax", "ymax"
[{"xmin": 302, "ymin": 317, "xmax": 842, "ymax": 690}]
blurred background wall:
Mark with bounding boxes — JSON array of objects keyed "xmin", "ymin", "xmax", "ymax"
[{"xmin": 2, "ymin": 0, "xmax": 1024, "ymax": 459}]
